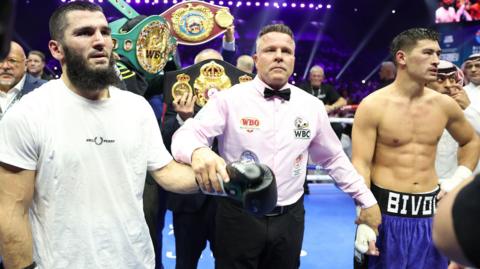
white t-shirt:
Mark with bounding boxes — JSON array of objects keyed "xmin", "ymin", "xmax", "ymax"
[{"xmin": 0, "ymin": 79, "xmax": 172, "ymax": 269}]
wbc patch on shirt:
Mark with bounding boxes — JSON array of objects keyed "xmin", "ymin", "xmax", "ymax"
[
  {"xmin": 294, "ymin": 117, "xmax": 311, "ymax": 139},
  {"xmin": 240, "ymin": 117, "xmax": 260, "ymax": 132}
]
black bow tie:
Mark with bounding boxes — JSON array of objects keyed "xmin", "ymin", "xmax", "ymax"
[{"xmin": 264, "ymin": 88, "xmax": 291, "ymax": 101}]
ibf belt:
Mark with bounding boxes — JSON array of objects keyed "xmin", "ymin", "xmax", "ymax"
[
  {"xmin": 371, "ymin": 183, "xmax": 439, "ymax": 218},
  {"xmin": 108, "ymin": 0, "xmax": 177, "ymax": 79},
  {"xmin": 161, "ymin": 0, "xmax": 234, "ymax": 45}
]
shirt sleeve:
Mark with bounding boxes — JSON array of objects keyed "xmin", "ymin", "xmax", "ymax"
[
  {"xmin": 0, "ymin": 104, "xmax": 39, "ymax": 170},
  {"xmin": 222, "ymin": 38, "xmax": 235, "ymax": 52},
  {"xmin": 144, "ymin": 100, "xmax": 173, "ymax": 171},
  {"xmin": 464, "ymin": 104, "xmax": 480, "ymax": 134},
  {"xmin": 171, "ymin": 92, "xmax": 228, "ymax": 164},
  {"xmin": 309, "ymin": 103, "xmax": 377, "ymax": 208}
]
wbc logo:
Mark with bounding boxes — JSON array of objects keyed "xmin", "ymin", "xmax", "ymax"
[
  {"xmin": 240, "ymin": 117, "xmax": 260, "ymax": 133},
  {"xmin": 294, "ymin": 117, "xmax": 311, "ymax": 139}
]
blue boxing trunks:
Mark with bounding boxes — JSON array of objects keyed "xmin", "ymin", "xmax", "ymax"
[{"xmin": 367, "ymin": 184, "xmax": 448, "ymax": 269}]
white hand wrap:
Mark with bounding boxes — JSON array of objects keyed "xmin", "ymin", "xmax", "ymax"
[
  {"xmin": 441, "ymin": 165, "xmax": 472, "ymax": 193},
  {"xmin": 355, "ymin": 224, "xmax": 377, "ymax": 254}
]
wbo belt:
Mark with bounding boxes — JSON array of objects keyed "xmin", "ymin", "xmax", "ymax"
[{"xmin": 371, "ymin": 183, "xmax": 439, "ymax": 218}]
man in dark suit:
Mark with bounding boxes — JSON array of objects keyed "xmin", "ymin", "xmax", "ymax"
[
  {"xmin": 162, "ymin": 48, "xmax": 234, "ymax": 269},
  {"xmin": 0, "ymin": 41, "xmax": 46, "ymax": 121}
]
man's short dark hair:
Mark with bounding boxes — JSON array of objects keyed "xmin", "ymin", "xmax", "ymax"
[
  {"xmin": 390, "ymin": 28, "xmax": 439, "ymax": 64},
  {"xmin": 49, "ymin": 1, "xmax": 103, "ymax": 42},
  {"xmin": 255, "ymin": 24, "xmax": 294, "ymax": 51},
  {"xmin": 28, "ymin": 50, "xmax": 46, "ymax": 62},
  {"xmin": 257, "ymin": 24, "xmax": 294, "ymax": 40}
]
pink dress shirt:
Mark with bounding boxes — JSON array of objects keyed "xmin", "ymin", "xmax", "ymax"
[{"xmin": 172, "ymin": 76, "xmax": 377, "ymax": 208}]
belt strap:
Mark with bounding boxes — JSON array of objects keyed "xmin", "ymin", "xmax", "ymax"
[{"xmin": 108, "ymin": 0, "xmax": 139, "ymax": 19}]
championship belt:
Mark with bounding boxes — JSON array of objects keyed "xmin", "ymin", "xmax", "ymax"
[
  {"xmin": 164, "ymin": 59, "xmax": 254, "ymax": 107},
  {"xmin": 161, "ymin": 0, "xmax": 234, "ymax": 45},
  {"xmin": 108, "ymin": 0, "xmax": 177, "ymax": 79}
]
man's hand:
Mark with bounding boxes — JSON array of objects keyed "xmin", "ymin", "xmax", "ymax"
[
  {"xmin": 448, "ymin": 85, "xmax": 471, "ymax": 110},
  {"xmin": 355, "ymin": 204, "xmax": 381, "ymax": 255},
  {"xmin": 224, "ymin": 25, "xmax": 235, "ymax": 43},
  {"xmin": 325, "ymin": 104, "xmax": 335, "ymax": 113},
  {"xmin": 448, "ymin": 261, "xmax": 466, "ymax": 269},
  {"xmin": 173, "ymin": 92, "xmax": 196, "ymax": 121},
  {"xmin": 356, "ymin": 204, "xmax": 381, "ymax": 233},
  {"xmin": 191, "ymin": 147, "xmax": 229, "ymax": 193}
]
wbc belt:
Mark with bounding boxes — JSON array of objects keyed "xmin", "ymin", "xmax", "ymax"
[
  {"xmin": 371, "ymin": 184, "xmax": 439, "ymax": 218},
  {"xmin": 108, "ymin": 0, "xmax": 177, "ymax": 79}
]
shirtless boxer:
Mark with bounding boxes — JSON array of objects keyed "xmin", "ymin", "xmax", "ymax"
[{"xmin": 352, "ymin": 28, "xmax": 480, "ymax": 269}]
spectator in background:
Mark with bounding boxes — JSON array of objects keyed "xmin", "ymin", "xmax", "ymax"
[
  {"xmin": 435, "ymin": 0, "xmax": 471, "ymax": 23},
  {"xmin": 378, "ymin": 61, "xmax": 396, "ymax": 88},
  {"xmin": 27, "ymin": 50, "xmax": 52, "ymax": 80},
  {"xmin": 236, "ymin": 54, "xmax": 254, "ymax": 73},
  {"xmin": 468, "ymin": 0, "xmax": 480, "ymax": 20},
  {"xmin": 462, "ymin": 53, "xmax": 480, "ymax": 175},
  {"xmin": 299, "ymin": 65, "xmax": 346, "ymax": 139},
  {"xmin": 0, "ymin": 42, "xmax": 46, "ymax": 121}
]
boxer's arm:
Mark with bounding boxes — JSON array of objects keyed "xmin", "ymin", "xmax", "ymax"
[
  {"xmin": 150, "ymin": 160, "xmax": 203, "ymax": 194},
  {"xmin": 445, "ymin": 98, "xmax": 480, "ymax": 172},
  {"xmin": 0, "ymin": 163, "xmax": 35, "ymax": 269},
  {"xmin": 351, "ymin": 99, "xmax": 378, "ymax": 188}
]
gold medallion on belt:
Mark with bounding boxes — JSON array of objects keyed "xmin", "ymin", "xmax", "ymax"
[
  {"xmin": 194, "ymin": 61, "xmax": 231, "ymax": 107},
  {"xmin": 172, "ymin": 74, "xmax": 193, "ymax": 101}
]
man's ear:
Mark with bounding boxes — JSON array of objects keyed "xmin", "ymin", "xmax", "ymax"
[
  {"xmin": 396, "ymin": 50, "xmax": 407, "ymax": 66},
  {"xmin": 48, "ymin": 40, "xmax": 64, "ymax": 62}
]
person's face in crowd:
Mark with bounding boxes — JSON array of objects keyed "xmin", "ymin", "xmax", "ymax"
[
  {"xmin": 0, "ymin": 42, "xmax": 26, "ymax": 91},
  {"xmin": 379, "ymin": 65, "xmax": 395, "ymax": 80},
  {"xmin": 27, "ymin": 54, "xmax": 45, "ymax": 76},
  {"xmin": 254, "ymin": 32, "xmax": 295, "ymax": 90},
  {"xmin": 428, "ymin": 73, "xmax": 458, "ymax": 94},
  {"xmin": 399, "ymin": 39, "xmax": 441, "ymax": 83},
  {"xmin": 442, "ymin": 0, "xmax": 454, "ymax": 6},
  {"xmin": 194, "ymin": 50, "xmax": 222, "ymax": 64},
  {"xmin": 464, "ymin": 59, "xmax": 480, "ymax": 85},
  {"xmin": 309, "ymin": 69, "xmax": 324, "ymax": 87},
  {"xmin": 50, "ymin": 10, "xmax": 118, "ymax": 91}
]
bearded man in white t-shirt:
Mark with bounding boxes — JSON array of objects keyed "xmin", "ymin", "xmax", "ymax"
[{"xmin": 0, "ymin": 2, "xmax": 221, "ymax": 269}]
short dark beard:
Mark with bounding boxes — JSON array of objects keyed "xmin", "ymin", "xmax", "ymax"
[{"xmin": 64, "ymin": 45, "xmax": 120, "ymax": 92}]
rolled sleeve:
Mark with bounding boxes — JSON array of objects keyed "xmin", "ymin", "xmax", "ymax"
[{"xmin": 171, "ymin": 93, "xmax": 228, "ymax": 164}]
